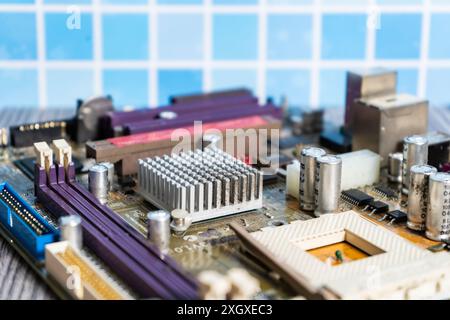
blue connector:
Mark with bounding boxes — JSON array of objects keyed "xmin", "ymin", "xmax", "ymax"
[{"xmin": 0, "ymin": 183, "xmax": 58, "ymax": 260}]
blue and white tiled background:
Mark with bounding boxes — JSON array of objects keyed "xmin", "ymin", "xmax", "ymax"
[{"xmin": 1, "ymin": 0, "xmax": 450, "ymax": 109}]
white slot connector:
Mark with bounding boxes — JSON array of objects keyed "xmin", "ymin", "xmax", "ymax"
[
  {"xmin": 338, "ymin": 149, "xmax": 381, "ymax": 190},
  {"xmin": 45, "ymin": 241, "xmax": 130, "ymax": 300}
]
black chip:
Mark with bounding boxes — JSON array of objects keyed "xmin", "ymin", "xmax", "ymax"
[
  {"xmin": 374, "ymin": 185, "xmax": 398, "ymax": 198},
  {"xmin": 387, "ymin": 210, "xmax": 407, "ymax": 222},
  {"xmin": 341, "ymin": 189, "xmax": 374, "ymax": 207},
  {"xmin": 367, "ymin": 200, "xmax": 389, "ymax": 214},
  {"xmin": 319, "ymin": 130, "xmax": 352, "ymax": 153}
]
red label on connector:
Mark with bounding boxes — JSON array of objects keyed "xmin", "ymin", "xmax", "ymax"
[{"xmin": 107, "ymin": 115, "xmax": 268, "ymax": 147}]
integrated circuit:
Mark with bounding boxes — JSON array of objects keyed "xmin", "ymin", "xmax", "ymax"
[
  {"xmin": 366, "ymin": 200, "xmax": 389, "ymax": 215},
  {"xmin": 374, "ymin": 185, "xmax": 398, "ymax": 199},
  {"xmin": 387, "ymin": 210, "xmax": 407, "ymax": 224},
  {"xmin": 341, "ymin": 189, "xmax": 374, "ymax": 207}
]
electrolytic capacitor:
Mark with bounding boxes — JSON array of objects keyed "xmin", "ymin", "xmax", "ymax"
[
  {"xmin": 147, "ymin": 210, "xmax": 171, "ymax": 256},
  {"xmin": 426, "ymin": 172, "xmax": 450, "ymax": 242},
  {"xmin": 314, "ymin": 155, "xmax": 342, "ymax": 217},
  {"xmin": 88, "ymin": 164, "xmax": 109, "ymax": 204},
  {"xmin": 388, "ymin": 152, "xmax": 403, "ymax": 183},
  {"xmin": 299, "ymin": 147, "xmax": 326, "ymax": 211},
  {"xmin": 407, "ymin": 164, "xmax": 437, "ymax": 231},
  {"xmin": 99, "ymin": 161, "xmax": 114, "ymax": 191},
  {"xmin": 402, "ymin": 135, "xmax": 428, "ymax": 195},
  {"xmin": 59, "ymin": 215, "xmax": 83, "ymax": 251}
]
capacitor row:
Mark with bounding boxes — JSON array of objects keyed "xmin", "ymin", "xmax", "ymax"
[
  {"xmin": 406, "ymin": 165, "xmax": 450, "ymax": 242},
  {"xmin": 387, "ymin": 134, "xmax": 450, "ymax": 242},
  {"xmin": 298, "ymin": 146, "xmax": 342, "ymax": 216}
]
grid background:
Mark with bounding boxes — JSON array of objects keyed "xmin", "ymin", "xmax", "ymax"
[{"xmin": 1, "ymin": 0, "xmax": 450, "ymax": 110}]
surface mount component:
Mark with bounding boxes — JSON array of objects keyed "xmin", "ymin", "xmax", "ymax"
[
  {"xmin": 314, "ymin": 155, "xmax": 342, "ymax": 216},
  {"xmin": 338, "ymin": 149, "xmax": 380, "ymax": 190},
  {"xmin": 341, "ymin": 189, "xmax": 374, "ymax": 207},
  {"xmin": 402, "ymin": 135, "xmax": 429, "ymax": 195},
  {"xmin": 345, "ymin": 68, "xmax": 397, "ymax": 134},
  {"xmin": 0, "ymin": 182, "xmax": 58, "ymax": 260},
  {"xmin": 426, "ymin": 172, "xmax": 450, "ymax": 241},
  {"xmin": 366, "ymin": 200, "xmax": 389, "ymax": 215},
  {"xmin": 352, "ymin": 93, "xmax": 428, "ymax": 166},
  {"xmin": 45, "ymin": 241, "xmax": 130, "ymax": 300},
  {"xmin": 374, "ymin": 185, "xmax": 397, "ymax": 199},
  {"xmin": 407, "ymin": 165, "xmax": 437, "ymax": 231},
  {"xmin": 138, "ymin": 148, "xmax": 263, "ymax": 222},
  {"xmin": 250, "ymin": 211, "xmax": 450, "ymax": 300},
  {"xmin": 387, "ymin": 210, "xmax": 407, "ymax": 224}
]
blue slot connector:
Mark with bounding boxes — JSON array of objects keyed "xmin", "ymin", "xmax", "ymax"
[{"xmin": 0, "ymin": 183, "xmax": 58, "ymax": 260}]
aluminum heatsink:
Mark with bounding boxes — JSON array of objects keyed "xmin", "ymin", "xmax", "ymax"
[{"xmin": 138, "ymin": 148, "xmax": 263, "ymax": 222}]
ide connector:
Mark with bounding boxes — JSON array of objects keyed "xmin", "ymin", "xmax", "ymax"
[{"xmin": 138, "ymin": 148, "xmax": 263, "ymax": 222}]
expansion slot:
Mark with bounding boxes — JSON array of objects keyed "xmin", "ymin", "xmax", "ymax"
[
  {"xmin": 98, "ymin": 88, "xmax": 257, "ymax": 139},
  {"xmin": 0, "ymin": 182, "xmax": 58, "ymax": 260},
  {"xmin": 123, "ymin": 103, "xmax": 281, "ymax": 135},
  {"xmin": 45, "ymin": 241, "xmax": 130, "ymax": 300},
  {"xmin": 87, "ymin": 114, "xmax": 281, "ymax": 176},
  {"xmin": 34, "ymin": 140, "xmax": 198, "ymax": 299}
]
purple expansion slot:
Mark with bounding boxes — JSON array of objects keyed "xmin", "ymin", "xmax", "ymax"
[
  {"xmin": 124, "ymin": 104, "xmax": 282, "ymax": 135},
  {"xmin": 170, "ymin": 88, "xmax": 253, "ymax": 104},
  {"xmin": 99, "ymin": 94, "xmax": 258, "ymax": 139},
  {"xmin": 35, "ymin": 163, "xmax": 198, "ymax": 299}
]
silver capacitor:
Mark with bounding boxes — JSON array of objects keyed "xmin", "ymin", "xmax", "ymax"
[
  {"xmin": 299, "ymin": 147, "xmax": 326, "ymax": 211},
  {"xmin": 388, "ymin": 152, "xmax": 403, "ymax": 183},
  {"xmin": 407, "ymin": 164, "xmax": 437, "ymax": 231},
  {"xmin": 59, "ymin": 215, "xmax": 83, "ymax": 251},
  {"xmin": 88, "ymin": 164, "xmax": 109, "ymax": 204},
  {"xmin": 99, "ymin": 162, "xmax": 114, "ymax": 191},
  {"xmin": 147, "ymin": 210, "xmax": 171, "ymax": 256},
  {"xmin": 314, "ymin": 155, "xmax": 342, "ymax": 217},
  {"xmin": 426, "ymin": 172, "xmax": 450, "ymax": 241},
  {"xmin": 402, "ymin": 135, "xmax": 428, "ymax": 195}
]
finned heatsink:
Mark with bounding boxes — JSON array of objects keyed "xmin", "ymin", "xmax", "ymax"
[{"xmin": 138, "ymin": 148, "xmax": 263, "ymax": 222}]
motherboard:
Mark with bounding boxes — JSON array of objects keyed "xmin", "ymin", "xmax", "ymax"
[{"xmin": 0, "ymin": 68, "xmax": 450, "ymax": 300}]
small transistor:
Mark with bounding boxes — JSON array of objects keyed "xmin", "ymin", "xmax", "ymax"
[
  {"xmin": 365, "ymin": 200, "xmax": 389, "ymax": 216},
  {"xmin": 386, "ymin": 210, "xmax": 407, "ymax": 225},
  {"xmin": 374, "ymin": 185, "xmax": 398, "ymax": 199},
  {"xmin": 341, "ymin": 189, "xmax": 374, "ymax": 207}
]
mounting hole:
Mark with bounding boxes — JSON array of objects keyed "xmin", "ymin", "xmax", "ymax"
[{"xmin": 268, "ymin": 220, "xmax": 287, "ymax": 227}]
